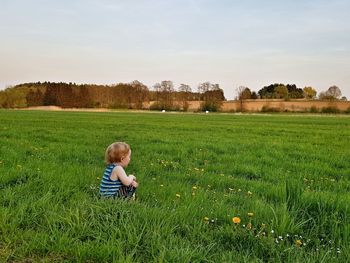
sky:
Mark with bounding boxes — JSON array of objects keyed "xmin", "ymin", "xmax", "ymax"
[{"xmin": 1, "ymin": 0, "xmax": 349, "ymax": 99}]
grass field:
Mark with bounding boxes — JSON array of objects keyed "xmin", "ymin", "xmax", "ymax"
[{"xmin": 0, "ymin": 110, "xmax": 349, "ymax": 262}]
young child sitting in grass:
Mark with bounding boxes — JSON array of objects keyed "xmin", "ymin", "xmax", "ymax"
[{"xmin": 99, "ymin": 142, "xmax": 138, "ymax": 199}]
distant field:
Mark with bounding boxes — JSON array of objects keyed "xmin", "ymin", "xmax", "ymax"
[{"xmin": 0, "ymin": 110, "xmax": 349, "ymax": 262}]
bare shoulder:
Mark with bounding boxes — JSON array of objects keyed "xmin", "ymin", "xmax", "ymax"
[{"xmin": 111, "ymin": 165, "xmax": 125, "ymax": 180}]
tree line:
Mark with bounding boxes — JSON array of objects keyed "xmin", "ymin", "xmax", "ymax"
[
  {"xmin": 0, "ymin": 81, "xmax": 225, "ymax": 111},
  {"xmin": 237, "ymin": 84, "xmax": 345, "ymax": 100},
  {"xmin": 0, "ymin": 81, "xmax": 346, "ymax": 110}
]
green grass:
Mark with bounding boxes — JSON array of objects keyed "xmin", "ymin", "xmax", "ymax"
[{"xmin": 0, "ymin": 110, "xmax": 349, "ymax": 262}]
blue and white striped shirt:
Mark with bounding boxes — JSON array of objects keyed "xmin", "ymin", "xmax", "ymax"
[{"xmin": 99, "ymin": 164, "xmax": 122, "ymax": 197}]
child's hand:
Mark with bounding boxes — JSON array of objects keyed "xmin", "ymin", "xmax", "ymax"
[
  {"xmin": 129, "ymin": 174, "xmax": 137, "ymax": 181},
  {"xmin": 131, "ymin": 180, "xmax": 138, "ymax": 188}
]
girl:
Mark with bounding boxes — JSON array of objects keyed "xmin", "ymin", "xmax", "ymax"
[{"xmin": 99, "ymin": 142, "xmax": 138, "ymax": 199}]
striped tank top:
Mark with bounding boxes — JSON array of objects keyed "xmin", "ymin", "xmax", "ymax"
[{"xmin": 99, "ymin": 164, "xmax": 122, "ymax": 197}]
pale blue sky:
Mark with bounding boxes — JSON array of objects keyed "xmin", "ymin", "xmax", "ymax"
[{"xmin": 1, "ymin": 0, "xmax": 349, "ymax": 99}]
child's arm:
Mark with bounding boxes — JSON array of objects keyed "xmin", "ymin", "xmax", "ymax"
[{"xmin": 110, "ymin": 166, "xmax": 135, "ymax": 186}]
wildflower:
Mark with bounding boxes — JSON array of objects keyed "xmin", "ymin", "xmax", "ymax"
[
  {"xmin": 192, "ymin": 192, "xmax": 195, "ymax": 196},
  {"xmin": 247, "ymin": 191, "xmax": 253, "ymax": 195},
  {"xmin": 247, "ymin": 212, "xmax": 254, "ymax": 217},
  {"xmin": 203, "ymin": 217, "xmax": 209, "ymax": 223},
  {"xmin": 228, "ymin": 188, "xmax": 234, "ymax": 191},
  {"xmin": 295, "ymin": 240, "xmax": 302, "ymax": 247},
  {"xmin": 192, "ymin": 186, "xmax": 197, "ymax": 190},
  {"xmin": 271, "ymin": 230, "xmax": 274, "ymax": 234},
  {"xmin": 96, "ymin": 177, "xmax": 100, "ymax": 180},
  {"xmin": 238, "ymin": 189, "xmax": 242, "ymax": 192},
  {"xmin": 160, "ymin": 184, "xmax": 164, "ymax": 187},
  {"xmin": 176, "ymin": 194, "xmax": 181, "ymax": 198},
  {"xmin": 232, "ymin": 217, "xmax": 241, "ymax": 224},
  {"xmin": 247, "ymin": 223, "xmax": 252, "ymax": 230}
]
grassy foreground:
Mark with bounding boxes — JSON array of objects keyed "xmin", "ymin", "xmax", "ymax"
[{"xmin": 0, "ymin": 110, "xmax": 349, "ymax": 262}]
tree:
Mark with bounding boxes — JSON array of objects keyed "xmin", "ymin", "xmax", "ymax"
[
  {"xmin": 258, "ymin": 84, "xmax": 276, "ymax": 98},
  {"xmin": 327, "ymin": 85, "xmax": 342, "ymax": 99},
  {"xmin": 153, "ymin": 83, "xmax": 161, "ymax": 101},
  {"xmin": 286, "ymin": 84, "xmax": 303, "ymax": 99},
  {"xmin": 274, "ymin": 85, "xmax": 289, "ymax": 99},
  {"xmin": 303, "ymin": 86, "xmax": 317, "ymax": 99},
  {"xmin": 251, "ymin": 91, "xmax": 258, "ymax": 99},
  {"xmin": 26, "ymin": 89, "xmax": 44, "ymax": 106},
  {"xmin": 129, "ymin": 80, "xmax": 149, "ymax": 109},
  {"xmin": 150, "ymin": 81, "xmax": 175, "ymax": 110},
  {"xmin": 178, "ymin": 84, "xmax": 191, "ymax": 93},
  {"xmin": 178, "ymin": 84, "xmax": 192, "ymax": 111},
  {"xmin": 236, "ymin": 86, "xmax": 251, "ymax": 112},
  {"xmin": 198, "ymin": 82, "xmax": 225, "ymax": 112},
  {"xmin": 319, "ymin": 85, "xmax": 342, "ymax": 100},
  {"xmin": 258, "ymin": 83, "xmax": 303, "ymax": 99}
]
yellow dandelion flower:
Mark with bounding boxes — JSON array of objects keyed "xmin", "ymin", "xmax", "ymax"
[
  {"xmin": 247, "ymin": 212, "xmax": 254, "ymax": 217},
  {"xmin": 96, "ymin": 177, "xmax": 100, "ymax": 180},
  {"xmin": 192, "ymin": 186, "xmax": 197, "ymax": 190},
  {"xmin": 204, "ymin": 217, "xmax": 209, "ymax": 221},
  {"xmin": 232, "ymin": 217, "xmax": 241, "ymax": 224},
  {"xmin": 176, "ymin": 194, "xmax": 181, "ymax": 198},
  {"xmin": 295, "ymin": 240, "xmax": 302, "ymax": 247}
]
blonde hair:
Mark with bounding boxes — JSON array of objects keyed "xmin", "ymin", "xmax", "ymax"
[{"xmin": 105, "ymin": 142, "xmax": 130, "ymax": 164}]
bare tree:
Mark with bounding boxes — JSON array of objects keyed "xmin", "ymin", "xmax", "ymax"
[
  {"xmin": 327, "ymin": 85, "xmax": 342, "ymax": 99},
  {"xmin": 319, "ymin": 85, "xmax": 342, "ymax": 100},
  {"xmin": 198, "ymin": 82, "xmax": 225, "ymax": 111},
  {"xmin": 178, "ymin": 84, "xmax": 192, "ymax": 111},
  {"xmin": 236, "ymin": 86, "xmax": 251, "ymax": 112}
]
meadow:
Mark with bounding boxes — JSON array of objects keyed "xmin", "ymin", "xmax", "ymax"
[{"xmin": 0, "ymin": 110, "xmax": 349, "ymax": 262}]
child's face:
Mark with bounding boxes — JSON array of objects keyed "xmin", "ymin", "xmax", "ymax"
[{"xmin": 120, "ymin": 150, "xmax": 131, "ymax": 167}]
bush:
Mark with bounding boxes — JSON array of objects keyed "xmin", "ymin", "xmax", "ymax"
[
  {"xmin": 150, "ymin": 102, "xmax": 180, "ymax": 111},
  {"xmin": 309, "ymin": 106, "xmax": 319, "ymax": 113},
  {"xmin": 345, "ymin": 107, "xmax": 350, "ymax": 114},
  {"xmin": 261, "ymin": 106, "xmax": 281, "ymax": 112},
  {"xmin": 321, "ymin": 106, "xmax": 340, "ymax": 114},
  {"xmin": 200, "ymin": 101, "xmax": 222, "ymax": 112}
]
